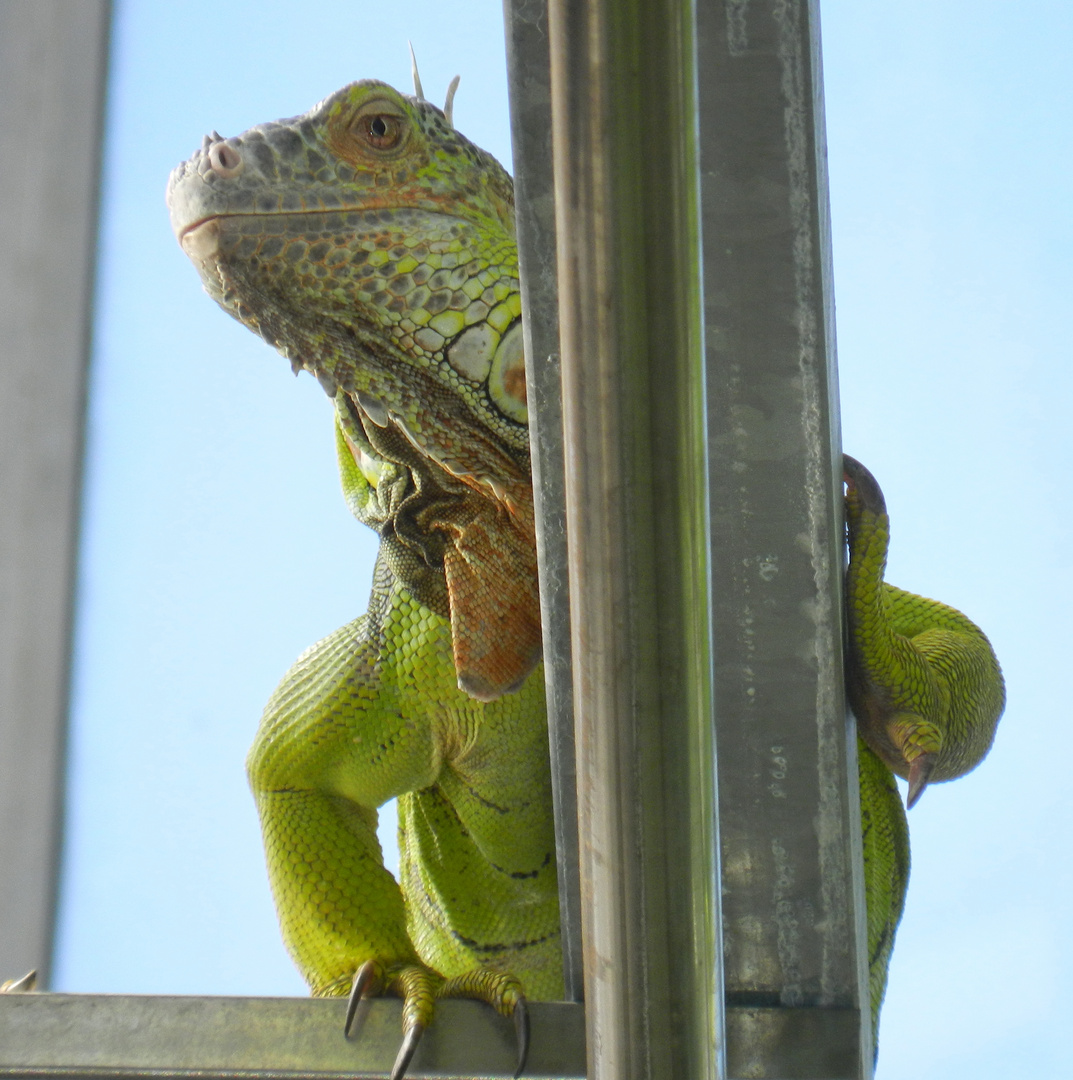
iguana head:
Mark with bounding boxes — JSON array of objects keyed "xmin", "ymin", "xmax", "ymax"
[
  {"xmin": 166, "ymin": 80, "xmax": 525, "ymax": 450},
  {"xmin": 167, "ymin": 81, "xmax": 542, "ymax": 701}
]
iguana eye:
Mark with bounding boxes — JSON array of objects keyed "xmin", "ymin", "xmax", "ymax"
[
  {"xmin": 364, "ymin": 114, "xmax": 400, "ymax": 147},
  {"xmin": 351, "ymin": 103, "xmax": 407, "ymax": 152}
]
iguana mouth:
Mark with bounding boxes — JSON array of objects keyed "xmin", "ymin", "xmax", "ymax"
[{"xmin": 178, "ymin": 217, "xmax": 220, "ymax": 260}]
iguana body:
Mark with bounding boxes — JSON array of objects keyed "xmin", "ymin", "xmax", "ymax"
[{"xmin": 167, "ymin": 79, "xmax": 1004, "ymax": 1062}]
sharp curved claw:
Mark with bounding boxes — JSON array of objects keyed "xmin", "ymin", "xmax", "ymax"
[
  {"xmin": 0, "ymin": 970, "xmax": 36, "ymax": 993},
  {"xmin": 842, "ymin": 454, "xmax": 887, "ymax": 515},
  {"xmin": 513, "ymin": 998, "xmax": 530, "ymax": 1078},
  {"xmin": 906, "ymin": 752, "xmax": 935, "ymax": 809},
  {"xmin": 390, "ymin": 1021, "xmax": 425, "ymax": 1080},
  {"xmin": 344, "ymin": 960, "xmax": 380, "ymax": 1038}
]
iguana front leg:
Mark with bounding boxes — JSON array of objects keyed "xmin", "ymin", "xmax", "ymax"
[
  {"xmin": 246, "ymin": 565, "xmax": 534, "ymax": 1079},
  {"xmin": 246, "ymin": 598, "xmax": 430, "ymax": 996},
  {"xmin": 245, "ymin": 426, "xmax": 548, "ymax": 1078}
]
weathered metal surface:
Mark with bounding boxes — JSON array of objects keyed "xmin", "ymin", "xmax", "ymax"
[
  {"xmin": 548, "ymin": 0, "xmax": 722, "ymax": 1077},
  {"xmin": 725, "ymin": 1008, "xmax": 862, "ymax": 1080},
  {"xmin": 0, "ymin": 0, "xmax": 112, "ymax": 987},
  {"xmin": 0, "ymin": 993, "xmax": 875, "ymax": 1079},
  {"xmin": 696, "ymin": 1, "xmax": 872, "ymax": 1075},
  {"xmin": 0, "ymin": 995, "xmax": 586, "ymax": 1078},
  {"xmin": 502, "ymin": 0, "xmax": 584, "ymax": 1004}
]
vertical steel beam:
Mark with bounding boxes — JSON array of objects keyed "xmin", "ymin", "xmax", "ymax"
[
  {"xmin": 502, "ymin": 0, "xmax": 584, "ymax": 1003},
  {"xmin": 0, "ymin": 0, "xmax": 111, "ymax": 985},
  {"xmin": 548, "ymin": 1, "xmax": 722, "ymax": 1078},
  {"xmin": 696, "ymin": 2, "xmax": 872, "ymax": 1076}
]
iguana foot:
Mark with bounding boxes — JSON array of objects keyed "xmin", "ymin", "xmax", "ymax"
[
  {"xmin": 440, "ymin": 969, "xmax": 529, "ymax": 1077},
  {"xmin": 343, "ymin": 961, "xmax": 529, "ymax": 1080},
  {"xmin": 842, "ymin": 451, "xmax": 1004, "ymax": 806}
]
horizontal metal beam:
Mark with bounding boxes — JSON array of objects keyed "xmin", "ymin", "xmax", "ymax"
[
  {"xmin": 2, "ymin": 992, "xmax": 867, "ymax": 1079},
  {"xmin": 0, "ymin": 995, "xmax": 586, "ymax": 1079}
]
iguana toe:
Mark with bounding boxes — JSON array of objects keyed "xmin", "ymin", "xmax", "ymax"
[
  {"xmin": 341, "ymin": 960, "xmax": 435, "ymax": 1080},
  {"xmin": 383, "ymin": 964, "xmax": 437, "ymax": 1080},
  {"xmin": 391, "ymin": 1022, "xmax": 425, "ymax": 1080},
  {"xmin": 440, "ymin": 968, "xmax": 530, "ymax": 1076},
  {"xmin": 889, "ymin": 714, "xmax": 942, "ymax": 808}
]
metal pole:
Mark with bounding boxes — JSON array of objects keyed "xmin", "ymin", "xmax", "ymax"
[
  {"xmin": 548, "ymin": 1, "xmax": 723, "ymax": 1078},
  {"xmin": 697, "ymin": 2, "xmax": 873, "ymax": 1076},
  {"xmin": 0, "ymin": 0, "xmax": 112, "ymax": 987},
  {"xmin": 502, "ymin": 0, "xmax": 584, "ymax": 1003}
]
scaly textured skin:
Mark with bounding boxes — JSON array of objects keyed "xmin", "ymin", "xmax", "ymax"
[
  {"xmin": 167, "ymin": 82, "xmax": 558, "ymax": 1053},
  {"xmin": 845, "ymin": 453, "xmax": 1004, "ymax": 1028},
  {"xmin": 844, "ymin": 455, "xmax": 1005, "ymax": 805},
  {"xmin": 856, "ymin": 735, "xmax": 910, "ymax": 1028},
  {"xmin": 166, "ymin": 80, "xmax": 1004, "ymax": 1057}
]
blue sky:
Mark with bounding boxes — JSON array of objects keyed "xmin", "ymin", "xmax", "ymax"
[{"xmin": 55, "ymin": 2, "xmax": 1071, "ymax": 1077}]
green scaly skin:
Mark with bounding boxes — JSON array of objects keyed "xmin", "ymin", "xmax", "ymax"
[
  {"xmin": 844, "ymin": 453, "xmax": 1004, "ymax": 1030},
  {"xmin": 844, "ymin": 455, "xmax": 1005, "ymax": 804},
  {"xmin": 167, "ymin": 83, "xmax": 556, "ymax": 1072},
  {"xmin": 166, "ymin": 80, "xmax": 1004, "ymax": 1064}
]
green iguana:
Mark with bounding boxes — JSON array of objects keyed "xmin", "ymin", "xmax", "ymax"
[{"xmin": 166, "ymin": 78, "xmax": 1005, "ymax": 1076}]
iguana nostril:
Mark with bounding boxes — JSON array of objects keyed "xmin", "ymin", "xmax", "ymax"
[{"xmin": 208, "ymin": 140, "xmax": 243, "ymax": 178}]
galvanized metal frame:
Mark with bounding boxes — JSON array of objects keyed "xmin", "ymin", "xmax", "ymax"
[
  {"xmin": 0, "ymin": 0, "xmax": 112, "ymax": 988},
  {"xmin": 545, "ymin": 1, "xmax": 723, "ymax": 1078},
  {"xmin": 0, "ymin": 996, "xmax": 586, "ymax": 1079},
  {"xmin": 503, "ymin": 0, "xmax": 585, "ymax": 1004},
  {"xmin": 697, "ymin": 2, "xmax": 873, "ymax": 1075},
  {"xmin": 1, "ymin": 1, "xmax": 875, "ymax": 1077},
  {"xmin": 511, "ymin": 0, "xmax": 872, "ymax": 1077}
]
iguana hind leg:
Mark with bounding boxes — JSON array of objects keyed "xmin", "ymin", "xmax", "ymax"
[
  {"xmin": 843, "ymin": 454, "xmax": 1004, "ymax": 1050},
  {"xmin": 843, "ymin": 454, "xmax": 1004, "ymax": 803}
]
